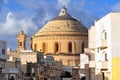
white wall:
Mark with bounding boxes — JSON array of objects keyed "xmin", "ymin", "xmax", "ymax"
[{"xmin": 111, "ymin": 12, "xmax": 120, "ymax": 57}]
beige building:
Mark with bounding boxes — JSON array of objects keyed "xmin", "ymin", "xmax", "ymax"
[
  {"xmin": 30, "ymin": 7, "xmax": 88, "ymax": 66},
  {"xmin": 16, "ymin": 31, "xmax": 27, "ymax": 52}
]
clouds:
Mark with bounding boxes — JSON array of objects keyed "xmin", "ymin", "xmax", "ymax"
[
  {"xmin": 57, "ymin": 0, "xmax": 70, "ymax": 8},
  {"xmin": 0, "ymin": 0, "xmax": 96, "ymax": 36},
  {"xmin": 0, "ymin": 0, "xmax": 98, "ymax": 49},
  {"xmin": 0, "ymin": 12, "xmax": 37, "ymax": 36}
]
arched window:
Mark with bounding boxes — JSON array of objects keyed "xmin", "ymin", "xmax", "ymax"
[
  {"xmin": 19, "ymin": 42, "xmax": 22, "ymax": 46},
  {"xmin": 104, "ymin": 32, "xmax": 107, "ymax": 39},
  {"xmin": 68, "ymin": 42, "xmax": 72, "ymax": 53},
  {"xmin": 54, "ymin": 42, "xmax": 59, "ymax": 53},
  {"xmin": 34, "ymin": 44, "xmax": 37, "ymax": 51},
  {"xmin": 42, "ymin": 43, "xmax": 46, "ymax": 53},
  {"xmin": 102, "ymin": 30, "xmax": 107, "ymax": 39},
  {"xmin": 102, "ymin": 52, "xmax": 107, "ymax": 61},
  {"xmin": 81, "ymin": 43, "xmax": 84, "ymax": 53}
]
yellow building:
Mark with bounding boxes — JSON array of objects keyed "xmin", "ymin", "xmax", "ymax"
[
  {"xmin": 30, "ymin": 7, "xmax": 88, "ymax": 66},
  {"xmin": 16, "ymin": 31, "xmax": 27, "ymax": 52}
]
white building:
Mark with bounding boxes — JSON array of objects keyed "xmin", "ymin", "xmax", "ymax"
[
  {"xmin": 0, "ymin": 40, "xmax": 22, "ymax": 80},
  {"xmin": 0, "ymin": 40, "xmax": 8, "ymax": 79},
  {"xmin": 80, "ymin": 54, "xmax": 89, "ymax": 78},
  {"xmin": 0, "ymin": 40, "xmax": 8, "ymax": 69},
  {"xmin": 87, "ymin": 12, "xmax": 120, "ymax": 80}
]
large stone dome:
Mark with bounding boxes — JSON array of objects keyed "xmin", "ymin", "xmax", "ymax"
[
  {"xmin": 31, "ymin": 7, "xmax": 88, "ymax": 66},
  {"xmin": 34, "ymin": 7, "xmax": 87, "ymax": 36}
]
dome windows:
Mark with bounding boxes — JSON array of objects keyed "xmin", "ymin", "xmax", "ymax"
[
  {"xmin": 54, "ymin": 42, "xmax": 59, "ymax": 53},
  {"xmin": 42, "ymin": 43, "xmax": 46, "ymax": 53},
  {"xmin": 68, "ymin": 42, "xmax": 72, "ymax": 53}
]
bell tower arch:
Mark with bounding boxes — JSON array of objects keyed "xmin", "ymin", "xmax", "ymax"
[{"xmin": 17, "ymin": 31, "xmax": 27, "ymax": 52}]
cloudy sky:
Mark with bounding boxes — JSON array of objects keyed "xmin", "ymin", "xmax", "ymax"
[{"xmin": 0, "ymin": 0, "xmax": 120, "ymax": 50}]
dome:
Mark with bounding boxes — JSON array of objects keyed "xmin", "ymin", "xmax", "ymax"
[
  {"xmin": 34, "ymin": 7, "xmax": 87, "ymax": 36},
  {"xmin": 31, "ymin": 7, "xmax": 88, "ymax": 66}
]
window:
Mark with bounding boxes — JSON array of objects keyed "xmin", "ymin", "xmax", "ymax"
[
  {"xmin": 104, "ymin": 32, "xmax": 107, "ymax": 39},
  {"xmin": 68, "ymin": 42, "xmax": 72, "ymax": 53},
  {"xmin": 102, "ymin": 52, "xmax": 107, "ymax": 61},
  {"xmin": 102, "ymin": 72, "xmax": 105, "ymax": 80},
  {"xmin": 81, "ymin": 43, "xmax": 84, "ymax": 53},
  {"xmin": 102, "ymin": 30, "xmax": 107, "ymax": 39},
  {"xmin": 97, "ymin": 48, "xmax": 99, "ymax": 53},
  {"xmin": 54, "ymin": 42, "xmax": 59, "ymax": 53},
  {"xmin": 19, "ymin": 42, "xmax": 22, "ymax": 46},
  {"xmin": 34, "ymin": 44, "xmax": 37, "ymax": 51},
  {"xmin": 2, "ymin": 49, "xmax": 5, "ymax": 55},
  {"xmin": 105, "ymin": 53, "xmax": 107, "ymax": 61},
  {"xmin": 42, "ymin": 43, "xmax": 46, "ymax": 53}
]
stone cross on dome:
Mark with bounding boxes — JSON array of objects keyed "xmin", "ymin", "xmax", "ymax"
[{"xmin": 59, "ymin": 6, "xmax": 69, "ymax": 16}]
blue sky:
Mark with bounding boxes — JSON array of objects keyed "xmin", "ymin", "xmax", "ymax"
[{"xmin": 0, "ymin": 0, "xmax": 120, "ymax": 50}]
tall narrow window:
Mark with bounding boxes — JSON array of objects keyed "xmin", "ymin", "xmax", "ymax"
[
  {"xmin": 42, "ymin": 43, "xmax": 46, "ymax": 53},
  {"xmin": 34, "ymin": 44, "xmax": 37, "ymax": 51},
  {"xmin": 102, "ymin": 52, "xmax": 107, "ymax": 61},
  {"xmin": 68, "ymin": 42, "xmax": 72, "ymax": 53},
  {"xmin": 104, "ymin": 32, "xmax": 107, "ymax": 39},
  {"xmin": 105, "ymin": 53, "xmax": 107, "ymax": 61},
  {"xmin": 54, "ymin": 42, "xmax": 59, "ymax": 53},
  {"xmin": 81, "ymin": 43, "xmax": 84, "ymax": 53},
  {"xmin": 103, "ymin": 30, "xmax": 107, "ymax": 39},
  {"xmin": 102, "ymin": 72, "xmax": 105, "ymax": 80},
  {"xmin": 2, "ymin": 49, "xmax": 5, "ymax": 55},
  {"xmin": 97, "ymin": 48, "xmax": 99, "ymax": 53},
  {"xmin": 19, "ymin": 42, "xmax": 22, "ymax": 46}
]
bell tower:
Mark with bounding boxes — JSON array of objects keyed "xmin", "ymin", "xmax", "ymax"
[{"xmin": 17, "ymin": 31, "xmax": 27, "ymax": 52}]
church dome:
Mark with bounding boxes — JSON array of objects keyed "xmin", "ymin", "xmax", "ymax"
[
  {"xmin": 31, "ymin": 7, "xmax": 88, "ymax": 66},
  {"xmin": 34, "ymin": 7, "xmax": 87, "ymax": 36}
]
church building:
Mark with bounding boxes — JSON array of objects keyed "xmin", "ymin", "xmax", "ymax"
[{"xmin": 29, "ymin": 7, "xmax": 88, "ymax": 66}]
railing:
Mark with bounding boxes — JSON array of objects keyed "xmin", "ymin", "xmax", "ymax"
[
  {"xmin": 101, "ymin": 61, "xmax": 108, "ymax": 70},
  {"xmin": 97, "ymin": 39, "xmax": 107, "ymax": 48}
]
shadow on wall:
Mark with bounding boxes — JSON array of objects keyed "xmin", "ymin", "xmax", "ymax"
[
  {"xmin": 81, "ymin": 76, "xmax": 86, "ymax": 80},
  {"xmin": 96, "ymin": 73, "xmax": 109, "ymax": 80}
]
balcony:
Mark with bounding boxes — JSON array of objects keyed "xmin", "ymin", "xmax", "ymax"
[
  {"xmin": 0, "ymin": 54, "xmax": 9, "ymax": 60},
  {"xmin": 100, "ymin": 61, "xmax": 108, "ymax": 70},
  {"xmin": 97, "ymin": 39, "xmax": 107, "ymax": 48}
]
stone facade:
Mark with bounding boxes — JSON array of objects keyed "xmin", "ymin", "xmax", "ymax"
[{"xmin": 16, "ymin": 31, "xmax": 27, "ymax": 52}]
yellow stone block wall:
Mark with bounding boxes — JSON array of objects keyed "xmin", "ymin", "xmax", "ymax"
[
  {"xmin": 32, "ymin": 36, "xmax": 87, "ymax": 54},
  {"xmin": 112, "ymin": 58, "xmax": 120, "ymax": 80},
  {"xmin": 51, "ymin": 54, "xmax": 80, "ymax": 66}
]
